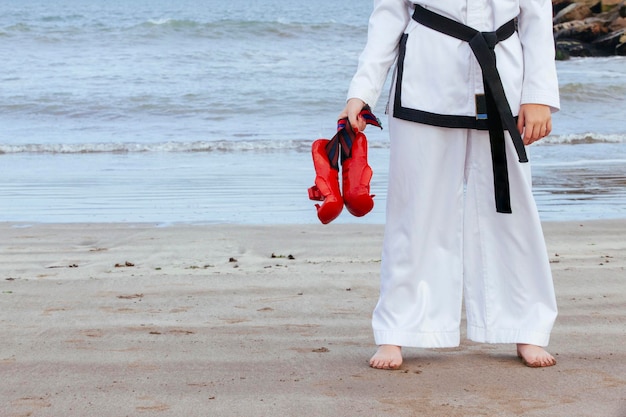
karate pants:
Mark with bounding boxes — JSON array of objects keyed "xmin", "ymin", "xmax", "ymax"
[{"xmin": 373, "ymin": 118, "xmax": 558, "ymax": 348}]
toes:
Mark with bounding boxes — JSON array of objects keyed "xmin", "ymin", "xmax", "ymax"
[
  {"xmin": 544, "ymin": 357, "xmax": 557, "ymax": 367},
  {"xmin": 369, "ymin": 359, "xmax": 386, "ymax": 369},
  {"xmin": 369, "ymin": 355, "xmax": 401, "ymax": 369},
  {"xmin": 523, "ymin": 355, "xmax": 556, "ymax": 368},
  {"xmin": 369, "ymin": 357, "xmax": 383, "ymax": 369},
  {"xmin": 370, "ymin": 359, "xmax": 394, "ymax": 369}
]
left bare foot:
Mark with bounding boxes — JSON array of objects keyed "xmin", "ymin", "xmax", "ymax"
[{"xmin": 516, "ymin": 344, "xmax": 556, "ymax": 368}]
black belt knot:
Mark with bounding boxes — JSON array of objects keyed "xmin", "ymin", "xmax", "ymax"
[
  {"xmin": 412, "ymin": 4, "xmax": 527, "ymax": 214},
  {"xmin": 480, "ymin": 31, "xmax": 499, "ymax": 50}
]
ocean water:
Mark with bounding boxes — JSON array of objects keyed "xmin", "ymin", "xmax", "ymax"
[{"xmin": 1, "ymin": 0, "xmax": 625, "ymax": 224}]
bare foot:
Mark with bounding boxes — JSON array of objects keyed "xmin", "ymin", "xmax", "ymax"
[
  {"xmin": 517, "ymin": 344, "xmax": 556, "ymax": 368},
  {"xmin": 369, "ymin": 345, "xmax": 402, "ymax": 370}
]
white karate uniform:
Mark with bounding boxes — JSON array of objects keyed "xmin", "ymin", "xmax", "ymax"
[{"xmin": 348, "ymin": 0, "xmax": 559, "ymax": 348}]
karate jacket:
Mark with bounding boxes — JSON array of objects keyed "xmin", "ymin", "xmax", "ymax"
[{"xmin": 347, "ymin": 0, "xmax": 560, "ymax": 121}]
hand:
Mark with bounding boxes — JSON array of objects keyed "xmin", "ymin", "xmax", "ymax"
[
  {"xmin": 339, "ymin": 98, "xmax": 367, "ymax": 132},
  {"xmin": 517, "ymin": 104, "xmax": 552, "ymax": 145}
]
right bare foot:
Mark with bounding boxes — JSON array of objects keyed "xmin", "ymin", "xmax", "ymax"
[
  {"xmin": 369, "ymin": 345, "xmax": 402, "ymax": 370},
  {"xmin": 517, "ymin": 344, "xmax": 557, "ymax": 368}
]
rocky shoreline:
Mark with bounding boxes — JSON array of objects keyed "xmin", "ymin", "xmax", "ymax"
[{"xmin": 553, "ymin": 0, "xmax": 626, "ymax": 59}]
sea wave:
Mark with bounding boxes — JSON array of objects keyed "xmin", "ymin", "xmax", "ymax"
[
  {"xmin": 133, "ymin": 19, "xmax": 306, "ymax": 40},
  {"xmin": 542, "ymin": 133, "xmax": 626, "ymax": 145},
  {"xmin": 2, "ymin": 133, "xmax": 624, "ymax": 155},
  {"xmin": 2, "ymin": 17, "xmax": 362, "ymax": 41},
  {"xmin": 559, "ymin": 82, "xmax": 626, "ymax": 103},
  {"xmin": 0, "ymin": 140, "xmax": 314, "ymax": 155},
  {"xmin": 129, "ymin": 18, "xmax": 366, "ymax": 42}
]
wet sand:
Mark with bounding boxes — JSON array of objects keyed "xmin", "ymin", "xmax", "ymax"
[{"xmin": 1, "ymin": 221, "xmax": 625, "ymax": 416}]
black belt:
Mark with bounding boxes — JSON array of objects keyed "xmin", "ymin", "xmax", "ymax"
[{"xmin": 412, "ymin": 5, "xmax": 528, "ymax": 214}]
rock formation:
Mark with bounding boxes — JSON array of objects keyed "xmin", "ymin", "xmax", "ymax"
[{"xmin": 552, "ymin": 0, "xmax": 626, "ymax": 59}]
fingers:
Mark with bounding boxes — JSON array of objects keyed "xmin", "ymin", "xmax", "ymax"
[
  {"xmin": 523, "ymin": 120, "xmax": 552, "ymax": 145},
  {"xmin": 340, "ymin": 98, "xmax": 367, "ymax": 132}
]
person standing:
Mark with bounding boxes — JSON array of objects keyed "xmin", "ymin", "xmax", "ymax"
[{"xmin": 340, "ymin": 0, "xmax": 559, "ymax": 369}]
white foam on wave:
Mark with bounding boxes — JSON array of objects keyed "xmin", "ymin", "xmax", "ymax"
[
  {"xmin": 1, "ymin": 133, "xmax": 623, "ymax": 155},
  {"xmin": 147, "ymin": 18, "xmax": 173, "ymax": 25},
  {"xmin": 0, "ymin": 140, "xmax": 314, "ymax": 155},
  {"xmin": 533, "ymin": 157, "xmax": 626, "ymax": 167},
  {"xmin": 541, "ymin": 133, "xmax": 626, "ymax": 145}
]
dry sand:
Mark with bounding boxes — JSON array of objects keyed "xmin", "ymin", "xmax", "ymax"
[{"xmin": 1, "ymin": 220, "xmax": 625, "ymax": 417}]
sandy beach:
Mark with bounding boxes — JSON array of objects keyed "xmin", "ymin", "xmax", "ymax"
[{"xmin": 1, "ymin": 220, "xmax": 624, "ymax": 417}]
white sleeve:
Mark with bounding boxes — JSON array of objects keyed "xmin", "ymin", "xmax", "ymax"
[
  {"xmin": 518, "ymin": 0, "xmax": 561, "ymax": 112},
  {"xmin": 346, "ymin": 0, "xmax": 411, "ymax": 108}
]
